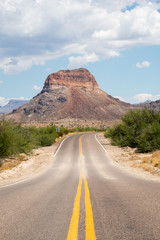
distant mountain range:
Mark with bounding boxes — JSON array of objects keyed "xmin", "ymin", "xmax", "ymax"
[
  {"xmin": 0, "ymin": 99, "xmax": 29, "ymax": 114},
  {"xmin": 137, "ymin": 99, "xmax": 160, "ymax": 113}
]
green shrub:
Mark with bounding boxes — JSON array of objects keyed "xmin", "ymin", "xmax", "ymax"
[
  {"xmin": 0, "ymin": 120, "xmax": 67, "ymax": 157},
  {"xmin": 0, "ymin": 119, "xmax": 101, "ymax": 158},
  {"xmin": 70, "ymin": 126, "xmax": 101, "ymax": 133},
  {"xmin": 0, "ymin": 119, "xmax": 33, "ymax": 157},
  {"xmin": 104, "ymin": 109, "xmax": 160, "ymax": 152},
  {"xmin": 39, "ymin": 134, "xmax": 56, "ymax": 146},
  {"xmin": 0, "ymin": 119, "xmax": 15, "ymax": 156}
]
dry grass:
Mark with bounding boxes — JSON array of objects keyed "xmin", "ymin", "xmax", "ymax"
[
  {"xmin": 131, "ymin": 151, "xmax": 160, "ymax": 175},
  {"xmin": 139, "ymin": 151, "xmax": 160, "ymax": 169},
  {"xmin": 0, "ymin": 154, "xmax": 28, "ymax": 172}
]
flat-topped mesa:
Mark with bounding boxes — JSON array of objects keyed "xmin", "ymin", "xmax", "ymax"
[
  {"xmin": 7, "ymin": 67, "xmax": 132, "ymax": 123},
  {"xmin": 43, "ymin": 68, "xmax": 99, "ymax": 90}
]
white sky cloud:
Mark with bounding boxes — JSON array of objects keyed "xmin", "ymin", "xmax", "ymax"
[
  {"xmin": 136, "ymin": 61, "xmax": 151, "ymax": 68},
  {"xmin": 68, "ymin": 53, "xmax": 99, "ymax": 69},
  {"xmin": 132, "ymin": 93, "xmax": 153, "ymax": 102},
  {"xmin": 0, "ymin": 80, "xmax": 3, "ymax": 84},
  {"xmin": 0, "ymin": 0, "xmax": 160, "ymax": 73},
  {"xmin": 0, "ymin": 97, "xmax": 9, "ymax": 106},
  {"xmin": 33, "ymin": 85, "xmax": 41, "ymax": 91},
  {"xmin": 0, "ymin": 96, "xmax": 29, "ymax": 106},
  {"xmin": 112, "ymin": 93, "xmax": 160, "ymax": 104},
  {"xmin": 114, "ymin": 96, "xmax": 125, "ymax": 102},
  {"xmin": 126, "ymin": 93, "xmax": 160, "ymax": 103}
]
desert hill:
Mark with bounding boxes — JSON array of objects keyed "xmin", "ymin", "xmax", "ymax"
[{"xmin": 8, "ymin": 68, "xmax": 131, "ymax": 123}]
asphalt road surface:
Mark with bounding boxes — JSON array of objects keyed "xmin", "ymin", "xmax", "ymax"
[{"xmin": 0, "ymin": 133, "xmax": 160, "ymax": 240}]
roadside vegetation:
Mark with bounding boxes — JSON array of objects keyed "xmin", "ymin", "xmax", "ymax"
[
  {"xmin": 104, "ymin": 109, "xmax": 160, "ymax": 153},
  {"xmin": 131, "ymin": 151, "xmax": 160, "ymax": 171},
  {"xmin": 69, "ymin": 126, "xmax": 102, "ymax": 132},
  {"xmin": 0, "ymin": 119, "xmax": 102, "ymax": 160},
  {"xmin": 0, "ymin": 119, "xmax": 68, "ymax": 158}
]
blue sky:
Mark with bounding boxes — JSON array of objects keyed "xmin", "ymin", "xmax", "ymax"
[{"xmin": 0, "ymin": 0, "xmax": 160, "ymax": 106}]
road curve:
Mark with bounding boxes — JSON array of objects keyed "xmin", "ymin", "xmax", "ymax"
[{"xmin": 0, "ymin": 133, "xmax": 160, "ymax": 240}]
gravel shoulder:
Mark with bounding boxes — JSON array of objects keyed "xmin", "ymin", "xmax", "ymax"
[
  {"xmin": 0, "ymin": 138, "xmax": 63, "ymax": 186},
  {"xmin": 97, "ymin": 133, "xmax": 160, "ymax": 182}
]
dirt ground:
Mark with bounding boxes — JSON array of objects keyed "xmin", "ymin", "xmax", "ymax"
[
  {"xmin": 97, "ymin": 133, "xmax": 160, "ymax": 181},
  {"xmin": 22, "ymin": 119, "xmax": 117, "ymax": 129}
]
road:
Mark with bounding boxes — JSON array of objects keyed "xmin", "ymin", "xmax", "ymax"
[{"xmin": 0, "ymin": 133, "xmax": 160, "ymax": 240}]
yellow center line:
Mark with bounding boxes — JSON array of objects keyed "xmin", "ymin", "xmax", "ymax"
[
  {"xmin": 84, "ymin": 177, "xmax": 96, "ymax": 240},
  {"xmin": 79, "ymin": 135, "xmax": 83, "ymax": 156},
  {"xmin": 67, "ymin": 134, "xmax": 96, "ymax": 240},
  {"xmin": 67, "ymin": 174, "xmax": 82, "ymax": 240}
]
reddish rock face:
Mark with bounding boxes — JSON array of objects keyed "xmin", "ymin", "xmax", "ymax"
[
  {"xmin": 8, "ymin": 68, "xmax": 132, "ymax": 123},
  {"xmin": 44, "ymin": 68, "xmax": 99, "ymax": 90}
]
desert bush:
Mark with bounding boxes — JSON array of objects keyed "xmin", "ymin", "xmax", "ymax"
[
  {"xmin": 27, "ymin": 125, "xmax": 61, "ymax": 147},
  {"xmin": 70, "ymin": 126, "xmax": 101, "ymax": 133},
  {"xmin": 104, "ymin": 109, "xmax": 160, "ymax": 152},
  {"xmin": 0, "ymin": 119, "xmax": 33, "ymax": 157},
  {"xmin": 0, "ymin": 119, "xmax": 101, "ymax": 158},
  {"xmin": 0, "ymin": 120, "xmax": 67, "ymax": 157},
  {"xmin": 0, "ymin": 119, "xmax": 16, "ymax": 157},
  {"xmin": 39, "ymin": 134, "xmax": 56, "ymax": 146}
]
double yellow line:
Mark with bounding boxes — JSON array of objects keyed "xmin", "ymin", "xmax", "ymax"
[{"xmin": 67, "ymin": 136, "xmax": 96, "ymax": 240}]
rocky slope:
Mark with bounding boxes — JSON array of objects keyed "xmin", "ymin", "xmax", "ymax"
[{"xmin": 8, "ymin": 68, "xmax": 131, "ymax": 123}]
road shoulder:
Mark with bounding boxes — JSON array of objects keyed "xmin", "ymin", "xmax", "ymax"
[
  {"xmin": 97, "ymin": 133, "xmax": 160, "ymax": 182},
  {"xmin": 0, "ymin": 137, "xmax": 64, "ymax": 187}
]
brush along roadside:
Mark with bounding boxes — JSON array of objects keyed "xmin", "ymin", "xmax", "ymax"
[{"xmin": 98, "ymin": 133, "xmax": 160, "ymax": 180}]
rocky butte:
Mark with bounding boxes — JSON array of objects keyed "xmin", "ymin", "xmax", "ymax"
[{"xmin": 8, "ymin": 68, "xmax": 131, "ymax": 123}]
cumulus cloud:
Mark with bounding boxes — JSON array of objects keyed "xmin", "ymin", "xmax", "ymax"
[
  {"xmin": 92, "ymin": 30, "xmax": 117, "ymax": 39},
  {"xmin": 68, "ymin": 53, "xmax": 99, "ymax": 69},
  {"xmin": 0, "ymin": 55, "xmax": 49, "ymax": 75},
  {"xmin": 114, "ymin": 93, "xmax": 160, "ymax": 104},
  {"xmin": 33, "ymin": 85, "xmax": 41, "ymax": 91},
  {"xmin": 132, "ymin": 93, "xmax": 153, "ymax": 102},
  {"xmin": 114, "ymin": 96, "xmax": 125, "ymax": 101},
  {"xmin": 136, "ymin": 61, "xmax": 151, "ymax": 68},
  {"xmin": 129, "ymin": 93, "xmax": 160, "ymax": 103},
  {"xmin": 0, "ymin": 97, "xmax": 9, "ymax": 106},
  {"xmin": 0, "ymin": 0, "xmax": 160, "ymax": 73},
  {"xmin": 18, "ymin": 97, "xmax": 28, "ymax": 100}
]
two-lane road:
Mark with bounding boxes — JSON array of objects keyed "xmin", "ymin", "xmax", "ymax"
[{"xmin": 0, "ymin": 133, "xmax": 160, "ymax": 239}]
